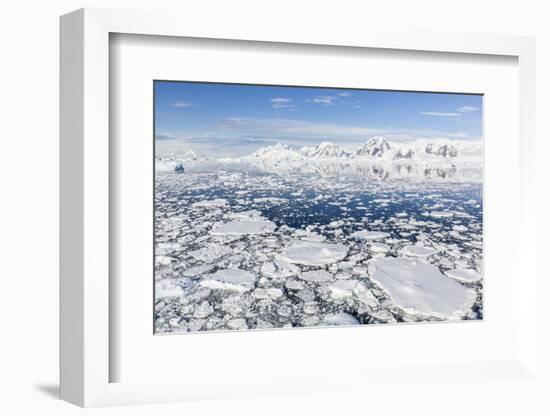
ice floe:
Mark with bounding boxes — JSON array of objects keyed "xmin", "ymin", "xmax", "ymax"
[
  {"xmin": 193, "ymin": 198, "xmax": 228, "ymax": 208},
  {"xmin": 211, "ymin": 219, "xmax": 277, "ymax": 235},
  {"xmin": 445, "ymin": 268, "xmax": 482, "ymax": 283},
  {"xmin": 200, "ymin": 268, "xmax": 257, "ymax": 292},
  {"xmin": 400, "ymin": 245, "xmax": 439, "ymax": 257},
  {"xmin": 322, "ymin": 312, "xmax": 360, "ymax": 326},
  {"xmin": 368, "ymin": 257, "xmax": 477, "ymax": 320},
  {"xmin": 351, "ymin": 230, "xmax": 390, "ymax": 240},
  {"xmin": 281, "ymin": 242, "xmax": 349, "ymax": 266},
  {"xmin": 155, "ymin": 279, "xmax": 185, "ymax": 299},
  {"xmin": 298, "ymin": 269, "xmax": 334, "ymax": 283}
]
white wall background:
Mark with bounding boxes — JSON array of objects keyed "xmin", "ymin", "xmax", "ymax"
[{"xmin": 0, "ymin": 0, "xmax": 548, "ymax": 414}]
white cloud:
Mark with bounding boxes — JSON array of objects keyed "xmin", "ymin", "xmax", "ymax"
[
  {"xmin": 269, "ymin": 97, "xmax": 295, "ymax": 109},
  {"xmin": 457, "ymin": 106, "xmax": 480, "ymax": 113},
  {"xmin": 309, "ymin": 96, "xmax": 337, "ymax": 105},
  {"xmin": 309, "ymin": 94, "xmax": 360, "ymax": 107},
  {"xmin": 171, "ymin": 100, "xmax": 193, "ymax": 108},
  {"xmin": 420, "ymin": 111, "xmax": 461, "ymax": 117},
  {"xmin": 215, "ymin": 117, "xmax": 472, "ymax": 143}
]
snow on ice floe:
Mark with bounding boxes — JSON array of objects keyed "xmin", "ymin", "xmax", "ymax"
[
  {"xmin": 400, "ymin": 244, "xmax": 439, "ymax": 257},
  {"xmin": 200, "ymin": 268, "xmax": 257, "ymax": 292},
  {"xmin": 280, "ymin": 241, "xmax": 349, "ymax": 266},
  {"xmin": 210, "ymin": 219, "xmax": 277, "ymax": 235},
  {"xmin": 445, "ymin": 268, "xmax": 482, "ymax": 283},
  {"xmin": 351, "ymin": 230, "xmax": 390, "ymax": 240},
  {"xmin": 368, "ymin": 257, "xmax": 477, "ymax": 320}
]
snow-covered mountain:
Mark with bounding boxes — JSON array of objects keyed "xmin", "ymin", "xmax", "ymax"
[
  {"xmin": 157, "ymin": 137, "xmax": 482, "ymax": 181},
  {"xmin": 249, "ymin": 143, "xmax": 302, "ymax": 160},
  {"xmin": 354, "ymin": 136, "xmax": 391, "ymax": 158},
  {"xmin": 243, "ymin": 137, "xmax": 481, "ymax": 162},
  {"xmin": 300, "ymin": 142, "xmax": 350, "ymax": 158},
  {"xmin": 237, "ymin": 137, "xmax": 482, "ymax": 181}
]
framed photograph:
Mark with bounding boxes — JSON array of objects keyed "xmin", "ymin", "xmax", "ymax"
[
  {"xmin": 153, "ymin": 80, "xmax": 484, "ymax": 335},
  {"xmin": 60, "ymin": 8, "xmax": 538, "ymax": 407}
]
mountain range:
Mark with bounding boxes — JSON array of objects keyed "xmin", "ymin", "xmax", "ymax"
[
  {"xmin": 157, "ymin": 137, "xmax": 482, "ymax": 181},
  {"xmin": 245, "ymin": 136, "xmax": 481, "ymax": 163}
]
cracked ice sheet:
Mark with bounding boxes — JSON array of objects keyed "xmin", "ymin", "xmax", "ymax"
[
  {"xmin": 280, "ymin": 241, "xmax": 349, "ymax": 266},
  {"xmin": 368, "ymin": 257, "xmax": 477, "ymax": 320}
]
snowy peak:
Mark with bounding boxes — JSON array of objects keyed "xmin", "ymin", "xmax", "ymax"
[
  {"xmin": 425, "ymin": 143, "xmax": 458, "ymax": 158},
  {"xmin": 354, "ymin": 136, "xmax": 391, "ymax": 158},
  {"xmin": 248, "ymin": 142, "xmax": 302, "ymax": 160},
  {"xmin": 301, "ymin": 142, "xmax": 350, "ymax": 159}
]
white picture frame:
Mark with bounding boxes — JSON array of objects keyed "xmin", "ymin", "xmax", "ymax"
[{"xmin": 60, "ymin": 7, "xmax": 538, "ymax": 407}]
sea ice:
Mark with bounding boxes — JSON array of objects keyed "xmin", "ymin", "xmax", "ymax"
[
  {"xmin": 155, "ymin": 279, "xmax": 184, "ymax": 299},
  {"xmin": 298, "ymin": 269, "xmax": 334, "ymax": 283},
  {"xmin": 400, "ymin": 245, "xmax": 439, "ymax": 257},
  {"xmin": 226, "ymin": 318, "xmax": 248, "ymax": 330},
  {"xmin": 193, "ymin": 198, "xmax": 228, "ymax": 208},
  {"xmin": 369, "ymin": 242, "xmax": 390, "ymax": 253},
  {"xmin": 292, "ymin": 229, "xmax": 326, "ymax": 242},
  {"xmin": 188, "ymin": 243, "xmax": 231, "ymax": 263},
  {"xmin": 281, "ymin": 242, "xmax": 349, "ymax": 266},
  {"xmin": 253, "ymin": 287, "xmax": 284, "ymax": 299},
  {"xmin": 322, "ymin": 312, "xmax": 360, "ymax": 326},
  {"xmin": 210, "ymin": 219, "xmax": 277, "ymax": 235},
  {"xmin": 181, "ymin": 264, "xmax": 214, "ymax": 277},
  {"xmin": 200, "ymin": 268, "xmax": 257, "ymax": 292},
  {"xmin": 351, "ymin": 230, "xmax": 390, "ymax": 240},
  {"xmin": 445, "ymin": 268, "xmax": 482, "ymax": 283},
  {"xmin": 328, "ymin": 279, "xmax": 362, "ymax": 300},
  {"xmin": 260, "ymin": 257, "xmax": 300, "ymax": 279},
  {"xmin": 368, "ymin": 257, "xmax": 477, "ymax": 320},
  {"xmin": 429, "ymin": 211, "xmax": 455, "ymax": 218}
]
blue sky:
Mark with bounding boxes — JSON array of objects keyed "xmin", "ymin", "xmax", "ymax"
[{"xmin": 155, "ymin": 81, "xmax": 482, "ymax": 157}]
